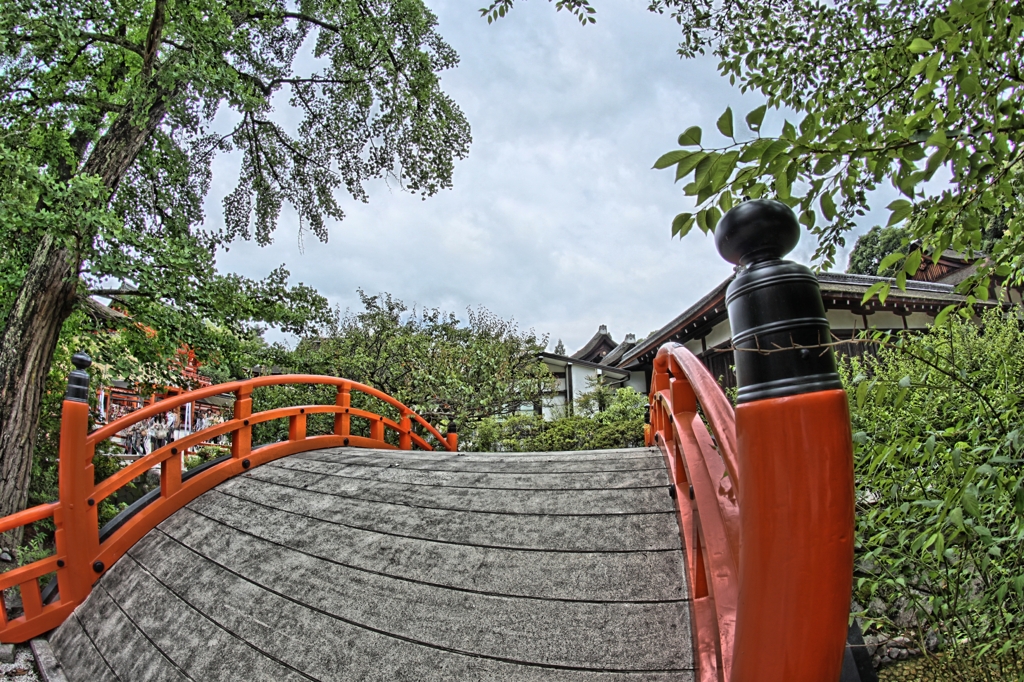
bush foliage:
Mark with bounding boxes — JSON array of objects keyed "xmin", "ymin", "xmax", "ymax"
[
  {"xmin": 845, "ymin": 310, "xmax": 1024, "ymax": 673},
  {"xmin": 467, "ymin": 387, "xmax": 647, "ymax": 452}
]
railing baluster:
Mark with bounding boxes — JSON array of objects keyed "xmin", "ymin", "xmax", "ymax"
[
  {"xmin": 161, "ymin": 448, "xmax": 182, "ymax": 498},
  {"xmin": 232, "ymin": 385, "xmax": 252, "ymax": 460},
  {"xmin": 19, "ymin": 579, "xmax": 43, "ymax": 620},
  {"xmin": 398, "ymin": 412, "xmax": 412, "ymax": 450},
  {"xmin": 370, "ymin": 416, "xmax": 384, "ymax": 442},
  {"xmin": 334, "ymin": 383, "xmax": 351, "ymax": 437},
  {"xmin": 289, "ymin": 412, "xmax": 307, "ymax": 441}
]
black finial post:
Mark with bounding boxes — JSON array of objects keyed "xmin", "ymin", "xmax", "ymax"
[
  {"xmin": 66, "ymin": 352, "xmax": 92, "ymax": 403},
  {"xmin": 446, "ymin": 421, "xmax": 457, "ymax": 435},
  {"xmin": 716, "ymin": 200, "xmax": 841, "ymax": 403}
]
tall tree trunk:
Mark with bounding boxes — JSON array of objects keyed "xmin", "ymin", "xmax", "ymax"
[{"xmin": 0, "ymin": 235, "xmax": 79, "ymax": 548}]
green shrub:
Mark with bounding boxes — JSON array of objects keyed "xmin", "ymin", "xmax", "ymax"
[
  {"xmin": 466, "ymin": 387, "xmax": 646, "ymax": 452},
  {"xmin": 845, "ymin": 310, "xmax": 1024, "ymax": 674}
]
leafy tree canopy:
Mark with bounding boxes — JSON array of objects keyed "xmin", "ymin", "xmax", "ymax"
[
  {"xmin": 248, "ymin": 291, "xmax": 554, "ymax": 439},
  {"xmin": 0, "ymin": 0, "xmax": 471, "ymax": 519}
]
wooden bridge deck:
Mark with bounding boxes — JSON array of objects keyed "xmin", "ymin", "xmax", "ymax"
[{"xmin": 49, "ymin": 447, "xmax": 694, "ymax": 681}]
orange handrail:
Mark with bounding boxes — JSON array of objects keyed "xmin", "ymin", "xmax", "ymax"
[
  {"xmin": 0, "ymin": 369, "xmax": 456, "ymax": 643},
  {"xmin": 649, "ymin": 343, "xmax": 739, "ymax": 682}
]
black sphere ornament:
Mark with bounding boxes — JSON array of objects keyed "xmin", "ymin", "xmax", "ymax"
[
  {"xmin": 716, "ymin": 200, "xmax": 842, "ymax": 403},
  {"xmin": 715, "ymin": 199, "xmax": 800, "ymax": 266}
]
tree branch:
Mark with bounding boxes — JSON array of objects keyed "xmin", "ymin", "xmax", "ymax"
[{"xmin": 142, "ymin": 0, "xmax": 168, "ymax": 78}]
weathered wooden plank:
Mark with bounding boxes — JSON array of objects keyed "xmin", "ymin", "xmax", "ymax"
[
  {"xmin": 148, "ymin": 523, "xmax": 694, "ymax": 672},
  {"xmin": 185, "ymin": 493, "xmax": 688, "ymax": 602},
  {"xmin": 71, "ymin": 577, "xmax": 189, "ymax": 682},
  {"xmin": 269, "ymin": 456, "xmax": 669, "ymax": 490},
  {"xmin": 218, "ymin": 474, "xmax": 681, "ymax": 552},
  {"xmin": 100, "ymin": 549, "xmax": 311, "ymax": 682},
  {"xmin": 47, "ymin": 613, "xmax": 119, "ymax": 682},
  {"xmin": 289, "ymin": 449, "xmax": 667, "ymax": 473},
  {"xmin": 244, "ymin": 464, "xmax": 676, "ymax": 515},
  {"xmin": 296, "ymin": 447, "xmax": 666, "ymax": 463}
]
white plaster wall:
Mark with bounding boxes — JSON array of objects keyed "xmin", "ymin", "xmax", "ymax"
[
  {"xmin": 904, "ymin": 311, "xmax": 935, "ymax": 329},
  {"xmin": 625, "ymin": 372, "xmax": 648, "ymax": 395},
  {"xmin": 704, "ymin": 319, "xmax": 732, "ymax": 349},
  {"xmin": 866, "ymin": 311, "xmax": 906, "ymax": 329},
  {"xmin": 571, "ymin": 364, "xmax": 597, "ymax": 402},
  {"xmin": 826, "ymin": 309, "xmax": 865, "ymax": 331}
]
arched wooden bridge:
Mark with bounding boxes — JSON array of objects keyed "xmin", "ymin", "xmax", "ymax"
[{"xmin": 0, "ymin": 201, "xmax": 873, "ymax": 681}]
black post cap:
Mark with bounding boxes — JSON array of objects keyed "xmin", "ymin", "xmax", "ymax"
[
  {"xmin": 446, "ymin": 421, "xmax": 457, "ymax": 435},
  {"xmin": 715, "ymin": 199, "xmax": 801, "ymax": 266},
  {"xmin": 66, "ymin": 352, "xmax": 92, "ymax": 403},
  {"xmin": 717, "ymin": 201, "xmax": 842, "ymax": 403}
]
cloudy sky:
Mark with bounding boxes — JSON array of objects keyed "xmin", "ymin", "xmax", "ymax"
[{"xmin": 209, "ymin": 1, "xmax": 877, "ymax": 354}]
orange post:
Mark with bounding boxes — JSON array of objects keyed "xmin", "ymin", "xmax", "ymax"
[
  {"xmin": 715, "ymin": 200, "xmax": 854, "ymax": 682},
  {"xmin": 56, "ymin": 353, "xmax": 99, "ymax": 603},
  {"xmin": 232, "ymin": 385, "xmax": 252, "ymax": 459},
  {"xmin": 398, "ymin": 412, "xmax": 412, "ymax": 450},
  {"xmin": 161, "ymin": 447, "xmax": 182, "ymax": 498},
  {"xmin": 370, "ymin": 417, "xmax": 384, "ymax": 442},
  {"xmin": 334, "ymin": 384, "xmax": 351, "ymax": 436},
  {"xmin": 732, "ymin": 391, "xmax": 854, "ymax": 681},
  {"xmin": 289, "ymin": 412, "xmax": 307, "ymax": 441}
]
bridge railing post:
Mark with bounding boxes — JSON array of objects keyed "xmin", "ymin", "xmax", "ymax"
[
  {"xmin": 715, "ymin": 200, "xmax": 854, "ymax": 682},
  {"xmin": 446, "ymin": 422, "xmax": 458, "ymax": 451},
  {"xmin": 398, "ymin": 411, "xmax": 412, "ymax": 450},
  {"xmin": 232, "ymin": 385, "xmax": 252, "ymax": 460},
  {"xmin": 334, "ymin": 383, "xmax": 351, "ymax": 437},
  {"xmin": 56, "ymin": 352, "xmax": 99, "ymax": 607}
]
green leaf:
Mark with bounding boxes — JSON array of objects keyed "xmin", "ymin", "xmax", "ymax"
[
  {"xmin": 862, "ymin": 281, "xmax": 889, "ymax": 304},
  {"xmin": 908, "ymin": 38, "xmax": 934, "ymax": 54},
  {"xmin": 856, "ymin": 380, "xmax": 869, "ymax": 409},
  {"xmin": 819, "ymin": 192, "xmax": 837, "ymax": 221},
  {"xmin": 960, "ymin": 75, "xmax": 981, "ymax": 96},
  {"xmin": 947, "ymin": 507, "xmax": 965, "ymax": 531},
  {"xmin": 887, "ymin": 199, "xmax": 913, "ymax": 226},
  {"xmin": 963, "ymin": 487, "xmax": 981, "ymax": 520},
  {"xmin": 653, "ymin": 150, "xmax": 691, "ymax": 170},
  {"xmin": 878, "ymin": 252, "xmax": 904, "ymax": 274},
  {"xmin": 760, "ymin": 139, "xmax": 790, "ymax": 166},
  {"xmin": 717, "ymin": 107, "xmax": 734, "ymax": 138},
  {"xmin": 745, "ymin": 104, "xmax": 767, "ymax": 132},
  {"xmin": 674, "ymin": 152, "xmax": 706, "ymax": 181},
  {"xmin": 671, "ymin": 213, "xmax": 695, "ymax": 238},
  {"xmin": 678, "ymin": 126, "xmax": 702, "ymax": 147},
  {"xmin": 904, "ymin": 249, "xmax": 923, "ymax": 276},
  {"xmin": 932, "ymin": 18, "xmax": 953, "ymax": 39}
]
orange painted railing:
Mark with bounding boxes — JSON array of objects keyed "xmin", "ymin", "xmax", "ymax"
[
  {"xmin": 649, "ymin": 343, "xmax": 854, "ymax": 682},
  {"xmin": 649, "ymin": 198, "xmax": 857, "ymax": 682},
  {"xmin": 0, "ymin": 367, "xmax": 456, "ymax": 643},
  {"xmin": 648, "ymin": 344, "xmax": 740, "ymax": 682}
]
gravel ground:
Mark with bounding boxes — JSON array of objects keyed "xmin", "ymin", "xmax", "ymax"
[
  {"xmin": 0, "ymin": 644, "xmax": 39, "ymax": 681},
  {"xmin": 879, "ymin": 653, "xmax": 1024, "ymax": 681}
]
